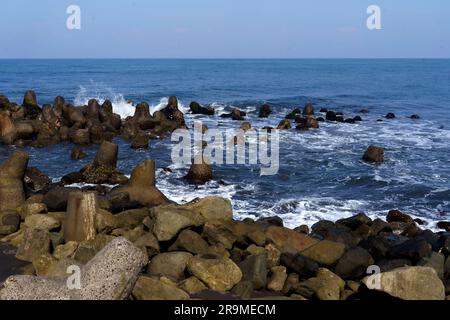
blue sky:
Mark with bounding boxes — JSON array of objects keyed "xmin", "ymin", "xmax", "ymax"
[{"xmin": 0, "ymin": 0, "xmax": 449, "ymax": 58}]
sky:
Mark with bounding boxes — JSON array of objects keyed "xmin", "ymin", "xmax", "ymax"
[{"xmin": 0, "ymin": 0, "xmax": 449, "ymax": 58}]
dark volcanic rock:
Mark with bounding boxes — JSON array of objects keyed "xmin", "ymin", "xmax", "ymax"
[
  {"xmin": 325, "ymin": 111, "xmax": 337, "ymax": 121},
  {"xmin": 239, "ymin": 254, "xmax": 268, "ymax": 290},
  {"xmin": 24, "ymin": 167, "xmax": 51, "ymax": 193},
  {"xmin": 285, "ymin": 108, "xmax": 301, "ymax": 120},
  {"xmin": 258, "ymin": 104, "xmax": 272, "ymax": 118},
  {"xmin": 386, "ymin": 113, "xmax": 396, "ymax": 119},
  {"xmin": 387, "ymin": 238, "xmax": 432, "ymax": 263},
  {"xmin": 190, "ymin": 101, "xmax": 215, "ymax": 116},
  {"xmin": 42, "ymin": 186, "xmax": 80, "ymax": 211},
  {"xmin": 280, "ymin": 253, "xmax": 319, "ymax": 278},
  {"xmin": 386, "ymin": 210, "xmax": 415, "ymax": 224}
]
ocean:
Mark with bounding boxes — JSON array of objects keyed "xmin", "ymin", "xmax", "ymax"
[{"xmin": 1, "ymin": 59, "xmax": 449, "ymax": 229}]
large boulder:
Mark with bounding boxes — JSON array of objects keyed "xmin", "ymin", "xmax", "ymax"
[
  {"xmin": 362, "ymin": 266, "xmax": 445, "ymax": 300},
  {"xmin": 22, "ymin": 90, "xmax": 41, "ymax": 119},
  {"xmin": 238, "ymin": 254, "xmax": 267, "ymax": 290},
  {"xmin": 294, "ymin": 268, "xmax": 345, "ymax": 300},
  {"xmin": 266, "ymin": 226, "xmax": 319, "ymax": 254},
  {"xmin": 110, "ymin": 160, "xmax": 170, "ymax": 207},
  {"xmin": 15, "ymin": 228, "xmax": 51, "ymax": 262},
  {"xmin": 334, "ymin": 247, "xmax": 374, "ymax": 279},
  {"xmin": 42, "ymin": 187, "xmax": 80, "ymax": 211},
  {"xmin": 299, "ymin": 240, "xmax": 346, "ymax": 266},
  {"xmin": 187, "ymin": 254, "xmax": 243, "ymax": 292},
  {"xmin": 169, "ymin": 229, "xmax": 210, "ymax": 255},
  {"xmin": 0, "ymin": 211, "xmax": 21, "ymax": 236},
  {"xmin": 0, "ymin": 112, "xmax": 17, "ymax": 144},
  {"xmin": 1, "ymin": 237, "xmax": 148, "ymax": 300},
  {"xmin": 362, "ymin": 145, "xmax": 384, "ymax": 164},
  {"xmin": 147, "ymin": 252, "xmax": 193, "ymax": 281},
  {"xmin": 0, "ymin": 151, "xmax": 29, "ymax": 211}
]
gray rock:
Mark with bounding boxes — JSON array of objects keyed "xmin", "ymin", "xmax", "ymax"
[
  {"xmin": 147, "ymin": 252, "xmax": 193, "ymax": 281},
  {"xmin": 417, "ymin": 252, "xmax": 445, "ymax": 280},
  {"xmin": 1, "ymin": 237, "xmax": 148, "ymax": 300},
  {"xmin": 239, "ymin": 254, "xmax": 267, "ymax": 290},
  {"xmin": 169, "ymin": 229, "xmax": 210, "ymax": 254},
  {"xmin": 362, "ymin": 266, "xmax": 445, "ymax": 300}
]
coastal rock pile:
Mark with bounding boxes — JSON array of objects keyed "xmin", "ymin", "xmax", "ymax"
[{"xmin": 0, "ymin": 151, "xmax": 449, "ymax": 300}]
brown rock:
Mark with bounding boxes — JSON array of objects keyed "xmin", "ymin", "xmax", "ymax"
[
  {"xmin": 0, "ymin": 151, "xmax": 29, "ymax": 211},
  {"xmin": 266, "ymin": 226, "xmax": 319, "ymax": 254},
  {"xmin": 363, "ymin": 145, "xmax": 384, "ymax": 163},
  {"xmin": 64, "ymin": 191, "xmax": 97, "ymax": 242},
  {"xmin": 15, "ymin": 228, "xmax": 51, "ymax": 262}
]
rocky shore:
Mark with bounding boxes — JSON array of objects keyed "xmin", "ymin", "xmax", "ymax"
[{"xmin": 0, "ymin": 90, "xmax": 449, "ymax": 300}]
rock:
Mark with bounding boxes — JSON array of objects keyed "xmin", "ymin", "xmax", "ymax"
[
  {"xmin": 73, "ymin": 234, "xmax": 115, "ymax": 264},
  {"xmin": 0, "ymin": 112, "xmax": 17, "ymax": 144},
  {"xmin": 285, "ymin": 108, "xmax": 301, "ymax": 120},
  {"xmin": 239, "ymin": 254, "xmax": 267, "ymax": 290},
  {"xmin": 259, "ymin": 104, "xmax": 272, "ymax": 118},
  {"xmin": 53, "ymin": 241, "xmax": 79, "ymax": 260},
  {"xmin": 282, "ymin": 273, "xmax": 299, "ymax": 294},
  {"xmin": 42, "ymin": 187, "xmax": 79, "ymax": 211},
  {"xmin": 151, "ymin": 208, "xmax": 201, "ymax": 242},
  {"xmin": 22, "ymin": 90, "xmax": 41, "ymax": 119},
  {"xmin": 134, "ymin": 232, "xmax": 160, "ymax": 256},
  {"xmin": 268, "ymin": 266, "xmax": 288, "ymax": 292},
  {"xmin": 386, "ymin": 209, "xmax": 415, "ymax": 224},
  {"xmin": 303, "ymin": 103, "xmax": 314, "ymax": 116},
  {"xmin": 202, "ymin": 221, "xmax": 237, "ymax": 250},
  {"xmin": 187, "ymin": 254, "xmax": 243, "ymax": 292},
  {"xmin": 71, "ymin": 146, "xmax": 86, "ymax": 160},
  {"xmin": 337, "ymin": 213, "xmax": 372, "ymax": 230},
  {"xmin": 437, "ymin": 221, "xmax": 450, "ymax": 232},
  {"xmin": 231, "ymin": 108, "xmax": 246, "ymax": 121},
  {"xmin": 295, "ymin": 115, "xmax": 319, "ymax": 130},
  {"xmin": 266, "ymin": 226, "xmax": 319, "ymax": 253},
  {"xmin": 147, "ymin": 252, "xmax": 193, "ymax": 281},
  {"xmin": 185, "ymin": 197, "xmax": 233, "ymax": 222},
  {"xmin": 295, "ymin": 268, "xmax": 345, "ymax": 300},
  {"xmin": 24, "ymin": 167, "xmax": 51, "ymax": 193},
  {"xmin": 64, "ymin": 191, "xmax": 97, "ymax": 242},
  {"xmin": 386, "ymin": 112, "xmax": 396, "ymax": 119},
  {"xmin": 231, "ymin": 281, "xmax": 254, "ymax": 298},
  {"xmin": 169, "ymin": 229, "xmax": 210, "ymax": 254},
  {"xmin": 179, "ymin": 276, "xmax": 207, "ymax": 295},
  {"xmin": 132, "ymin": 276, "xmax": 189, "ymax": 300},
  {"xmin": 387, "ymin": 238, "xmax": 432, "ymax": 262},
  {"xmin": 362, "ymin": 266, "xmax": 445, "ymax": 300},
  {"xmin": 15, "ymin": 228, "xmax": 51, "ymax": 262},
  {"xmin": 334, "ymin": 247, "xmax": 374, "ymax": 280},
  {"xmin": 111, "ymin": 160, "xmax": 170, "ymax": 207},
  {"xmin": 190, "ymin": 101, "xmax": 215, "ymax": 116},
  {"xmin": 24, "ymin": 214, "xmax": 60, "ymax": 231},
  {"xmin": 32, "ymin": 253, "xmax": 58, "ymax": 277},
  {"xmin": 326, "ymin": 111, "xmax": 337, "ymax": 121},
  {"xmin": 131, "ymin": 132, "xmax": 150, "ymax": 149},
  {"xmin": 300, "ymin": 240, "xmax": 346, "ymax": 266},
  {"xmin": 265, "ymin": 244, "xmax": 282, "ymax": 268},
  {"xmin": 417, "ymin": 252, "xmax": 445, "ymax": 280},
  {"xmin": 377, "ymin": 259, "xmax": 412, "ymax": 272},
  {"xmin": 294, "ymin": 225, "xmax": 310, "ymax": 234},
  {"xmin": 70, "ymin": 128, "xmax": 90, "ymax": 145},
  {"xmin": 0, "ymin": 211, "xmax": 21, "ymax": 235},
  {"xmin": 277, "ymin": 119, "xmax": 291, "ymax": 130},
  {"xmin": 184, "ymin": 155, "xmax": 213, "ymax": 185},
  {"xmin": 410, "ymin": 114, "xmax": 420, "ymax": 119},
  {"xmin": 280, "ymin": 252, "xmax": 319, "ymax": 278},
  {"xmin": 0, "ymin": 151, "xmax": 29, "ymax": 211},
  {"xmin": 258, "ymin": 216, "xmax": 284, "ymax": 228},
  {"xmin": 362, "ymin": 145, "xmax": 384, "ymax": 163},
  {"xmin": 1, "ymin": 237, "xmax": 148, "ymax": 300}
]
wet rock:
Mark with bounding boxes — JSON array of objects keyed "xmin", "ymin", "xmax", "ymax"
[
  {"xmin": 22, "ymin": 90, "xmax": 41, "ymax": 119},
  {"xmin": 277, "ymin": 119, "xmax": 291, "ymax": 130},
  {"xmin": 239, "ymin": 254, "xmax": 267, "ymax": 290},
  {"xmin": 131, "ymin": 132, "xmax": 150, "ymax": 149},
  {"xmin": 24, "ymin": 167, "xmax": 51, "ymax": 193},
  {"xmin": 64, "ymin": 191, "xmax": 97, "ymax": 242},
  {"xmin": 169, "ymin": 229, "xmax": 210, "ymax": 255},
  {"xmin": 266, "ymin": 226, "xmax": 319, "ymax": 253},
  {"xmin": 258, "ymin": 216, "xmax": 284, "ymax": 228},
  {"xmin": 280, "ymin": 252, "xmax": 319, "ymax": 278},
  {"xmin": 437, "ymin": 221, "xmax": 450, "ymax": 232},
  {"xmin": 295, "ymin": 115, "xmax": 319, "ymax": 130},
  {"xmin": 0, "ymin": 112, "xmax": 17, "ymax": 144},
  {"xmin": 2, "ymin": 237, "xmax": 148, "ymax": 300},
  {"xmin": 0, "ymin": 151, "xmax": 29, "ymax": 211},
  {"xmin": 111, "ymin": 160, "xmax": 170, "ymax": 207},
  {"xmin": 300, "ymin": 240, "xmax": 346, "ymax": 266},
  {"xmin": 187, "ymin": 254, "xmax": 243, "ymax": 292},
  {"xmin": 410, "ymin": 114, "xmax": 420, "ymax": 120},
  {"xmin": 362, "ymin": 145, "xmax": 384, "ymax": 163},
  {"xmin": 132, "ymin": 276, "xmax": 189, "ymax": 300},
  {"xmin": 259, "ymin": 104, "xmax": 272, "ymax": 118},
  {"xmin": 268, "ymin": 266, "xmax": 288, "ymax": 292},
  {"xmin": 147, "ymin": 252, "xmax": 193, "ymax": 281},
  {"xmin": 387, "ymin": 238, "xmax": 432, "ymax": 262},
  {"xmin": 285, "ymin": 108, "xmax": 301, "ymax": 120},
  {"xmin": 334, "ymin": 247, "xmax": 374, "ymax": 280},
  {"xmin": 303, "ymin": 103, "xmax": 314, "ymax": 116},
  {"xmin": 294, "ymin": 225, "xmax": 310, "ymax": 235},
  {"xmin": 240, "ymin": 121, "xmax": 252, "ymax": 132},
  {"xmin": 70, "ymin": 128, "xmax": 90, "ymax": 145},
  {"xmin": 326, "ymin": 111, "xmax": 337, "ymax": 121},
  {"xmin": 362, "ymin": 266, "xmax": 445, "ymax": 300},
  {"xmin": 386, "ymin": 209, "xmax": 415, "ymax": 224},
  {"xmin": 184, "ymin": 155, "xmax": 213, "ymax": 185},
  {"xmin": 190, "ymin": 101, "xmax": 215, "ymax": 116},
  {"xmin": 15, "ymin": 228, "xmax": 51, "ymax": 262},
  {"xmin": 386, "ymin": 112, "xmax": 396, "ymax": 119}
]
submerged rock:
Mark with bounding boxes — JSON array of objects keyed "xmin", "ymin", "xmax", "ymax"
[{"xmin": 362, "ymin": 145, "xmax": 384, "ymax": 164}]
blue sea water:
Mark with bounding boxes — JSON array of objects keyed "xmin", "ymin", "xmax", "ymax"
[{"xmin": 0, "ymin": 59, "xmax": 450, "ymax": 228}]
